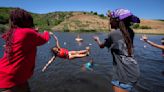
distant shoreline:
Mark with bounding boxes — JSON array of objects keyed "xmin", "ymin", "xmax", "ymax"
[
  {"xmin": 133, "ymin": 29, "xmax": 164, "ymax": 35},
  {"xmin": 52, "ymin": 29, "xmax": 164, "ymax": 35},
  {"xmin": 1, "ymin": 29, "xmax": 164, "ymax": 35}
]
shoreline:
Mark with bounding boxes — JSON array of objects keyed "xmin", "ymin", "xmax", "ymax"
[
  {"xmin": 52, "ymin": 29, "xmax": 164, "ymax": 35},
  {"xmin": 134, "ymin": 29, "xmax": 164, "ymax": 35},
  {"xmin": 1, "ymin": 29, "xmax": 164, "ymax": 35}
]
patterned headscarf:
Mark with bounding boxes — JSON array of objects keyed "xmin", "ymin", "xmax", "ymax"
[{"xmin": 109, "ymin": 8, "xmax": 140, "ymax": 23}]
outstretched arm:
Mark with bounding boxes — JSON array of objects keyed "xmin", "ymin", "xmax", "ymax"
[
  {"xmin": 49, "ymin": 32, "xmax": 60, "ymax": 48},
  {"xmin": 52, "ymin": 35, "xmax": 61, "ymax": 48},
  {"xmin": 145, "ymin": 40, "xmax": 164, "ymax": 50},
  {"xmin": 42, "ymin": 56, "xmax": 56, "ymax": 72},
  {"xmin": 93, "ymin": 36, "xmax": 105, "ymax": 48},
  {"xmin": 142, "ymin": 35, "xmax": 164, "ymax": 50}
]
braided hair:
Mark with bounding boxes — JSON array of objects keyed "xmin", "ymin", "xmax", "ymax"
[{"xmin": 2, "ymin": 8, "xmax": 34, "ymax": 61}]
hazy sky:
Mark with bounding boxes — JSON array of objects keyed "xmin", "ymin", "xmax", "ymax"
[{"xmin": 0, "ymin": 0, "xmax": 164, "ymax": 19}]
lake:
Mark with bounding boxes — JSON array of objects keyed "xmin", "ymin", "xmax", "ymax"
[{"xmin": 0, "ymin": 32, "xmax": 164, "ymax": 92}]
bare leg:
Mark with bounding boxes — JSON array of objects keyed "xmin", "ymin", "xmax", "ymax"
[
  {"xmin": 69, "ymin": 50, "xmax": 88, "ymax": 55},
  {"xmin": 69, "ymin": 53, "xmax": 88, "ymax": 59},
  {"xmin": 69, "ymin": 47, "xmax": 90, "ymax": 55},
  {"xmin": 112, "ymin": 86, "xmax": 128, "ymax": 92},
  {"xmin": 42, "ymin": 56, "xmax": 56, "ymax": 72}
]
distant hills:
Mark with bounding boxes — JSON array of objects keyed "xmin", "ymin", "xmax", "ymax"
[{"xmin": 0, "ymin": 7, "xmax": 164, "ymax": 34}]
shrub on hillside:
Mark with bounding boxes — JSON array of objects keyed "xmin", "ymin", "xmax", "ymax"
[
  {"xmin": 132, "ymin": 24, "xmax": 140, "ymax": 29},
  {"xmin": 0, "ymin": 24, "xmax": 8, "ymax": 33},
  {"xmin": 76, "ymin": 29, "xmax": 96, "ymax": 32},
  {"xmin": 139, "ymin": 25, "xmax": 151, "ymax": 29},
  {"xmin": 63, "ymin": 24, "xmax": 69, "ymax": 32},
  {"xmin": 132, "ymin": 24, "xmax": 151, "ymax": 29},
  {"xmin": 93, "ymin": 12, "xmax": 97, "ymax": 15},
  {"xmin": 99, "ymin": 14, "xmax": 104, "ymax": 17},
  {"xmin": 0, "ymin": 15, "xmax": 9, "ymax": 24},
  {"xmin": 83, "ymin": 12, "xmax": 87, "ymax": 14},
  {"xmin": 99, "ymin": 14, "xmax": 107, "ymax": 19}
]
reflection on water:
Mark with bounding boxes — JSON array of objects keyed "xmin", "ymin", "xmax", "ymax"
[{"xmin": 0, "ymin": 32, "xmax": 164, "ymax": 92}]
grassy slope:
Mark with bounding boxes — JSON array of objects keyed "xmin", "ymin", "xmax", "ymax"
[
  {"xmin": 0, "ymin": 7, "xmax": 164, "ymax": 34},
  {"xmin": 52, "ymin": 12, "xmax": 109, "ymax": 32},
  {"xmin": 0, "ymin": 7, "xmax": 73, "ymax": 32},
  {"xmin": 134, "ymin": 19, "xmax": 164, "ymax": 34}
]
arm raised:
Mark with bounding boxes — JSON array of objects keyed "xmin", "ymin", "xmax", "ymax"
[{"xmin": 42, "ymin": 56, "xmax": 56, "ymax": 72}]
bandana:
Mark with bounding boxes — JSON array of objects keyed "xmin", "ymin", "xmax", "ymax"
[{"xmin": 110, "ymin": 8, "xmax": 140, "ymax": 23}]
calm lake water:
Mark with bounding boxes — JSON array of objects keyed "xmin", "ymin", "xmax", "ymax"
[{"xmin": 0, "ymin": 32, "xmax": 164, "ymax": 92}]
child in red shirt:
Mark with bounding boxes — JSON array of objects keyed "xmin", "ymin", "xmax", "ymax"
[
  {"xmin": 0, "ymin": 8, "xmax": 50, "ymax": 92},
  {"xmin": 42, "ymin": 33, "xmax": 90, "ymax": 72}
]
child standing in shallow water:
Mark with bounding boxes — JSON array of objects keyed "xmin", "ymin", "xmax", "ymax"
[
  {"xmin": 42, "ymin": 33, "xmax": 90, "ymax": 72},
  {"xmin": 93, "ymin": 8, "xmax": 140, "ymax": 92},
  {"xmin": 0, "ymin": 8, "xmax": 50, "ymax": 92}
]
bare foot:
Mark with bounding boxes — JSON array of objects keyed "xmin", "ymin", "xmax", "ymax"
[
  {"xmin": 86, "ymin": 46, "xmax": 90, "ymax": 56},
  {"xmin": 86, "ymin": 46, "xmax": 90, "ymax": 51}
]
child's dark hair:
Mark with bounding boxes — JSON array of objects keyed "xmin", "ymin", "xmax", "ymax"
[
  {"xmin": 51, "ymin": 47, "xmax": 58, "ymax": 57},
  {"xmin": 119, "ymin": 16, "xmax": 140, "ymax": 56},
  {"xmin": 2, "ymin": 8, "xmax": 34, "ymax": 61},
  {"xmin": 110, "ymin": 16, "xmax": 134, "ymax": 56}
]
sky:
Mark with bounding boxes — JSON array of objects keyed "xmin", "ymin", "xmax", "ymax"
[{"xmin": 0, "ymin": 0, "xmax": 164, "ymax": 19}]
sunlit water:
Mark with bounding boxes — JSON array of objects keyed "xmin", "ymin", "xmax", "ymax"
[{"xmin": 0, "ymin": 32, "xmax": 164, "ymax": 92}]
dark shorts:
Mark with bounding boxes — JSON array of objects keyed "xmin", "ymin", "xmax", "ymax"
[{"xmin": 0, "ymin": 82, "xmax": 30, "ymax": 92}]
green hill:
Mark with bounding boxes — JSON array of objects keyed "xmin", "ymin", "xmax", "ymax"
[
  {"xmin": 51, "ymin": 12, "xmax": 108, "ymax": 32},
  {"xmin": 0, "ymin": 7, "xmax": 108, "ymax": 33},
  {"xmin": 0, "ymin": 7, "xmax": 73, "ymax": 32},
  {"xmin": 1, "ymin": 7, "xmax": 164, "ymax": 34}
]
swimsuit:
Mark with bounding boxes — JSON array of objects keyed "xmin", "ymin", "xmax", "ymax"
[
  {"xmin": 57, "ymin": 48, "xmax": 69, "ymax": 59},
  {"xmin": 85, "ymin": 62, "xmax": 93, "ymax": 70}
]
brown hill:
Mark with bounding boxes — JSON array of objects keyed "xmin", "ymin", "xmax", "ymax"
[
  {"xmin": 0, "ymin": 7, "xmax": 163, "ymax": 34},
  {"xmin": 134, "ymin": 19, "xmax": 164, "ymax": 34},
  {"xmin": 52, "ymin": 12, "xmax": 109, "ymax": 32},
  {"xmin": 52, "ymin": 12, "xmax": 164, "ymax": 34},
  {"xmin": 140, "ymin": 19, "xmax": 164, "ymax": 29}
]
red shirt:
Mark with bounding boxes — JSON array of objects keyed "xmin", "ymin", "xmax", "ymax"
[
  {"xmin": 0, "ymin": 28, "xmax": 50, "ymax": 88},
  {"xmin": 57, "ymin": 48, "xmax": 69, "ymax": 59}
]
